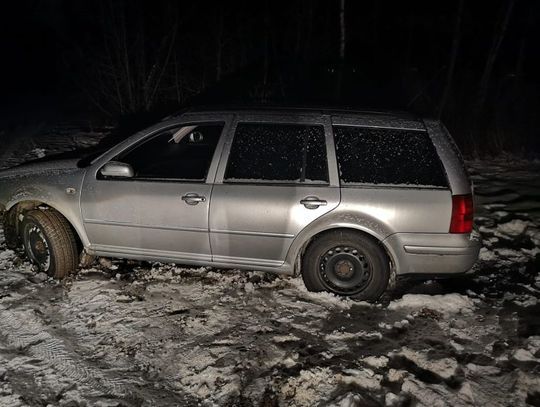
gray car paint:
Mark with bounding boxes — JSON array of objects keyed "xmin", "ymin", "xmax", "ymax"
[{"xmin": 0, "ymin": 108, "xmax": 481, "ymax": 278}]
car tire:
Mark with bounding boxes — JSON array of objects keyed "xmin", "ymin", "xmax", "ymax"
[
  {"xmin": 21, "ymin": 209, "xmax": 79, "ymax": 279},
  {"xmin": 302, "ymin": 230, "xmax": 390, "ymax": 301},
  {"xmin": 3, "ymin": 209, "xmax": 21, "ymax": 250}
]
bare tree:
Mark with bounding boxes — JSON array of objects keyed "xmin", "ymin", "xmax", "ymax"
[
  {"xmin": 475, "ymin": 0, "xmax": 515, "ymax": 118},
  {"xmin": 339, "ymin": 0, "xmax": 346, "ymax": 60},
  {"xmin": 76, "ymin": 1, "xmax": 185, "ymax": 116},
  {"xmin": 215, "ymin": 10, "xmax": 225, "ymax": 82},
  {"xmin": 335, "ymin": 0, "xmax": 346, "ymax": 100},
  {"xmin": 437, "ymin": 0, "xmax": 464, "ymax": 118}
]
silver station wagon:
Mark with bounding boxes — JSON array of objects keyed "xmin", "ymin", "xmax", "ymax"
[{"xmin": 0, "ymin": 107, "xmax": 481, "ymax": 300}]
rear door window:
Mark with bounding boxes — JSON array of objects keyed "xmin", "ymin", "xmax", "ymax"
[
  {"xmin": 224, "ymin": 123, "xmax": 328, "ymax": 184},
  {"xmin": 333, "ymin": 126, "xmax": 448, "ymax": 187}
]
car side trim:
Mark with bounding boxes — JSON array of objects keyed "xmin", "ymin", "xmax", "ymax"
[
  {"xmin": 210, "ymin": 229, "xmax": 295, "ymax": 238},
  {"xmin": 403, "ymin": 245, "xmax": 474, "ymax": 255},
  {"xmin": 84, "ymin": 218, "xmax": 207, "ymax": 233}
]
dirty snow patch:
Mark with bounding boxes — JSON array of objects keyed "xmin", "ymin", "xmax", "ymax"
[
  {"xmin": 280, "ymin": 367, "xmax": 337, "ymax": 406},
  {"xmin": 360, "ymin": 355, "xmax": 389, "ymax": 369},
  {"xmin": 496, "ymin": 219, "xmax": 530, "ymax": 237},
  {"xmin": 388, "ymin": 294, "xmax": 476, "ymax": 317},
  {"xmin": 392, "ymin": 347, "xmax": 459, "ymax": 381}
]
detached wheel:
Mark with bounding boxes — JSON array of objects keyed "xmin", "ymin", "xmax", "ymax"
[
  {"xmin": 22, "ymin": 209, "xmax": 79, "ymax": 279},
  {"xmin": 302, "ymin": 230, "xmax": 390, "ymax": 301}
]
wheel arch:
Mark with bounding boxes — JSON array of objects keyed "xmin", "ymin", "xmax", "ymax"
[
  {"xmin": 290, "ymin": 225, "xmax": 397, "ymax": 278},
  {"xmin": 5, "ymin": 200, "xmax": 85, "ymax": 251}
]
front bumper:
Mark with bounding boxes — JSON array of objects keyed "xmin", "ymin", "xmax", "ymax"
[{"xmin": 382, "ymin": 232, "xmax": 481, "ymax": 276}]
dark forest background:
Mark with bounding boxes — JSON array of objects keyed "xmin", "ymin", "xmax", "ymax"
[{"xmin": 0, "ymin": 0, "xmax": 538, "ymax": 156}]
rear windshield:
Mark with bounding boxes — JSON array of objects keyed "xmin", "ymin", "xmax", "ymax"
[{"xmin": 333, "ymin": 126, "xmax": 448, "ymax": 187}]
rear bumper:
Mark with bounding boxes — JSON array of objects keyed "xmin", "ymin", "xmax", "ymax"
[{"xmin": 382, "ymin": 232, "xmax": 481, "ymax": 276}]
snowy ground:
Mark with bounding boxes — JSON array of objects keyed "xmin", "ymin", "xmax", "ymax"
[{"xmin": 0, "ymin": 127, "xmax": 540, "ymax": 406}]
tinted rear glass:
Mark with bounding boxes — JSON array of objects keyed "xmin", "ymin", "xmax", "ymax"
[
  {"xmin": 334, "ymin": 126, "xmax": 448, "ymax": 187},
  {"xmin": 225, "ymin": 123, "xmax": 328, "ymax": 183}
]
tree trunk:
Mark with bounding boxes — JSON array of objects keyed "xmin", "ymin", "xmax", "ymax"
[
  {"xmin": 475, "ymin": 0, "xmax": 515, "ymax": 119},
  {"xmin": 514, "ymin": 2, "xmax": 533, "ymax": 82},
  {"xmin": 437, "ymin": 0, "xmax": 464, "ymax": 118},
  {"xmin": 339, "ymin": 0, "xmax": 346, "ymax": 60},
  {"xmin": 216, "ymin": 13, "xmax": 224, "ymax": 82},
  {"xmin": 371, "ymin": 0, "xmax": 380, "ymax": 51},
  {"xmin": 261, "ymin": 1, "xmax": 270, "ymax": 102},
  {"xmin": 335, "ymin": 0, "xmax": 346, "ymax": 101},
  {"xmin": 303, "ymin": 1, "xmax": 314, "ymax": 60}
]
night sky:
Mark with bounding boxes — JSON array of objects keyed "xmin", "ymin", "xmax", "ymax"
[{"xmin": 0, "ymin": 0, "xmax": 538, "ymax": 154}]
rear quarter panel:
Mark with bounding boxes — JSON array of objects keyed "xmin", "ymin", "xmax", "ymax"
[
  {"xmin": 285, "ymin": 186, "xmax": 452, "ymax": 266},
  {"xmin": 424, "ymin": 119, "xmax": 471, "ymax": 195}
]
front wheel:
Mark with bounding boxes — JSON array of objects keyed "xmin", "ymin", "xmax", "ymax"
[
  {"xmin": 302, "ymin": 230, "xmax": 390, "ymax": 301},
  {"xmin": 22, "ymin": 209, "xmax": 79, "ymax": 279}
]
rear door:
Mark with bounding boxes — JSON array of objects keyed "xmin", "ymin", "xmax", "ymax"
[{"xmin": 209, "ymin": 114, "xmax": 340, "ymax": 267}]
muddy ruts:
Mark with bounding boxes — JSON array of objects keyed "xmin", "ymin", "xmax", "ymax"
[{"xmin": 0, "ymin": 305, "xmax": 131, "ymax": 398}]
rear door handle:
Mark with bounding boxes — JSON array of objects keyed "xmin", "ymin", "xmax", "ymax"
[
  {"xmin": 300, "ymin": 196, "xmax": 327, "ymax": 209},
  {"xmin": 181, "ymin": 193, "xmax": 206, "ymax": 205}
]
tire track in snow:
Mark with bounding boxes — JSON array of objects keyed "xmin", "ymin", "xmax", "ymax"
[{"xmin": 0, "ymin": 306, "xmax": 132, "ymax": 399}]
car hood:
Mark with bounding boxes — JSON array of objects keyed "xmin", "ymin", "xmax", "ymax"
[{"xmin": 0, "ymin": 158, "xmax": 81, "ymax": 180}]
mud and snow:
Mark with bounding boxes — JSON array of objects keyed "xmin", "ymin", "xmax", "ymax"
[{"xmin": 1, "ymin": 129, "xmax": 540, "ymax": 406}]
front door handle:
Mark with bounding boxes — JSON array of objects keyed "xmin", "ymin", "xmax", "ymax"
[
  {"xmin": 300, "ymin": 196, "xmax": 327, "ymax": 209},
  {"xmin": 181, "ymin": 193, "xmax": 206, "ymax": 205}
]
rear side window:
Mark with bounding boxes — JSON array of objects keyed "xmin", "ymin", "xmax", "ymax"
[
  {"xmin": 224, "ymin": 123, "xmax": 328, "ymax": 184},
  {"xmin": 334, "ymin": 126, "xmax": 448, "ymax": 187}
]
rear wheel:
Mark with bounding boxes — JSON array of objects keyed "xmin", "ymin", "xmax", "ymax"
[
  {"xmin": 22, "ymin": 209, "xmax": 79, "ymax": 279},
  {"xmin": 302, "ymin": 230, "xmax": 390, "ymax": 301}
]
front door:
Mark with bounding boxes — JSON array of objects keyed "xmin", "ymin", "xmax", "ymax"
[
  {"xmin": 81, "ymin": 121, "xmax": 227, "ymax": 263},
  {"xmin": 209, "ymin": 117, "xmax": 340, "ymax": 267}
]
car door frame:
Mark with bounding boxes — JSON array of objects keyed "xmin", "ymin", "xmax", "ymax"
[
  {"xmin": 209, "ymin": 111, "xmax": 340, "ymax": 269},
  {"xmin": 86, "ymin": 113, "xmax": 233, "ymax": 182},
  {"xmin": 214, "ymin": 112, "xmax": 339, "ymax": 186},
  {"xmin": 81, "ymin": 112, "xmax": 233, "ymax": 263}
]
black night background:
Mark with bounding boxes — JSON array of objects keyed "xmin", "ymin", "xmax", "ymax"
[{"xmin": 0, "ymin": 0, "xmax": 538, "ymax": 154}]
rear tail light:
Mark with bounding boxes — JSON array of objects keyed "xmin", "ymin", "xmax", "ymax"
[{"xmin": 449, "ymin": 194, "xmax": 473, "ymax": 233}]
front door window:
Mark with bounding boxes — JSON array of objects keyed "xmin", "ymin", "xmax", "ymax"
[{"xmin": 115, "ymin": 123, "xmax": 223, "ymax": 182}]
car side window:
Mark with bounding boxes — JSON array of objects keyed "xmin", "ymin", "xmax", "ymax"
[
  {"xmin": 117, "ymin": 123, "xmax": 223, "ymax": 181},
  {"xmin": 334, "ymin": 126, "xmax": 448, "ymax": 187},
  {"xmin": 224, "ymin": 123, "xmax": 328, "ymax": 184}
]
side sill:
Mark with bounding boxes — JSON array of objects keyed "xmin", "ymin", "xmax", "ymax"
[
  {"xmin": 86, "ymin": 246, "xmax": 294, "ymax": 275},
  {"xmin": 88, "ymin": 244, "xmax": 212, "ymax": 262},
  {"xmin": 212, "ymin": 255, "xmax": 283, "ymax": 268}
]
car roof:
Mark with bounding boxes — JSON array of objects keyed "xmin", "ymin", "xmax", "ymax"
[
  {"xmin": 174, "ymin": 105, "xmax": 426, "ymax": 131},
  {"xmin": 181, "ymin": 104, "xmax": 413, "ymax": 117}
]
